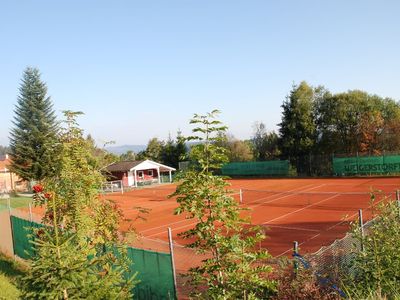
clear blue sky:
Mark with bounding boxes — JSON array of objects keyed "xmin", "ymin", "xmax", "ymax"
[{"xmin": 1, "ymin": 1, "xmax": 399, "ymax": 146}]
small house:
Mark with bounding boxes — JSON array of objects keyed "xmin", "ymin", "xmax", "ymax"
[
  {"xmin": 105, "ymin": 160, "xmax": 176, "ymax": 187},
  {"xmin": 0, "ymin": 154, "xmax": 28, "ymax": 192}
]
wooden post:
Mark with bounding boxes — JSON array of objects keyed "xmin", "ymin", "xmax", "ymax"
[
  {"xmin": 8, "ymin": 198, "xmax": 16, "ymax": 259},
  {"xmin": 29, "ymin": 203, "xmax": 33, "ymax": 222},
  {"xmin": 359, "ymin": 209, "xmax": 364, "ymax": 251},
  {"xmin": 134, "ymin": 170, "xmax": 138, "ymax": 188},
  {"xmin": 168, "ymin": 228, "xmax": 178, "ymax": 299}
]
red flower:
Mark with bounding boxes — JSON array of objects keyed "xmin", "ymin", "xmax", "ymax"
[
  {"xmin": 32, "ymin": 184, "xmax": 44, "ymax": 193},
  {"xmin": 44, "ymin": 192, "xmax": 52, "ymax": 199},
  {"xmin": 36, "ymin": 229, "xmax": 45, "ymax": 237}
]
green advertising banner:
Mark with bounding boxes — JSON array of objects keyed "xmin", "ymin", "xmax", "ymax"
[
  {"xmin": 221, "ymin": 160, "xmax": 289, "ymax": 176},
  {"xmin": 333, "ymin": 155, "xmax": 400, "ymax": 175}
]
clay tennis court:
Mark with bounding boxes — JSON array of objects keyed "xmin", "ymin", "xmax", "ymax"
[{"xmin": 106, "ymin": 177, "xmax": 399, "ymax": 259}]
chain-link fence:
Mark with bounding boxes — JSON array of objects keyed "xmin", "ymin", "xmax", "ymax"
[{"xmin": 303, "ymin": 213, "xmax": 377, "ymax": 286}]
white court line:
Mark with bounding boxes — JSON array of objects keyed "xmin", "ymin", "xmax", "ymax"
[
  {"xmin": 241, "ymin": 184, "xmax": 316, "ymax": 207},
  {"xmin": 143, "ymin": 184, "xmax": 328, "ymax": 238},
  {"xmin": 248, "ymin": 184, "xmax": 327, "ymax": 209},
  {"xmin": 275, "ymin": 192, "xmax": 390, "ymax": 257},
  {"xmin": 140, "ymin": 218, "xmax": 193, "ymax": 234},
  {"xmin": 263, "ymin": 224, "xmax": 320, "ymax": 233},
  {"xmin": 262, "ymin": 194, "xmax": 340, "ymax": 225}
]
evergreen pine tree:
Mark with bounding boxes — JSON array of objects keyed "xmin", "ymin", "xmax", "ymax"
[{"xmin": 9, "ymin": 67, "xmax": 59, "ymax": 181}]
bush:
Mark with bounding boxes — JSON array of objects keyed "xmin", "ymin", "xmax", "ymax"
[{"xmin": 272, "ymin": 261, "xmax": 340, "ymax": 300}]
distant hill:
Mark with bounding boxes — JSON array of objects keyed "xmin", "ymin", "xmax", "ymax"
[{"xmin": 105, "ymin": 144, "xmax": 146, "ymax": 155}]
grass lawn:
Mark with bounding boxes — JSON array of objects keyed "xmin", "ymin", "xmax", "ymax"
[
  {"xmin": 0, "ymin": 197, "xmax": 31, "ymax": 212},
  {"xmin": 0, "ymin": 252, "xmax": 26, "ymax": 299}
]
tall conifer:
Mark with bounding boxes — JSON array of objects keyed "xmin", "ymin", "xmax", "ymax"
[{"xmin": 9, "ymin": 67, "xmax": 59, "ymax": 181}]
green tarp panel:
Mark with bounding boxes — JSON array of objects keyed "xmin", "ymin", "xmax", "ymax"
[
  {"xmin": 221, "ymin": 160, "xmax": 289, "ymax": 176},
  {"xmin": 10, "ymin": 216, "xmax": 176, "ymax": 300},
  {"xmin": 129, "ymin": 247, "xmax": 176, "ymax": 300},
  {"xmin": 11, "ymin": 216, "xmax": 42, "ymax": 259},
  {"xmin": 333, "ymin": 155, "xmax": 400, "ymax": 175}
]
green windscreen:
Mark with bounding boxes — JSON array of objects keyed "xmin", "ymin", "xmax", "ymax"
[
  {"xmin": 11, "ymin": 215, "xmax": 42, "ymax": 259},
  {"xmin": 333, "ymin": 155, "xmax": 400, "ymax": 175},
  {"xmin": 221, "ymin": 160, "xmax": 289, "ymax": 176},
  {"xmin": 10, "ymin": 216, "xmax": 176, "ymax": 300}
]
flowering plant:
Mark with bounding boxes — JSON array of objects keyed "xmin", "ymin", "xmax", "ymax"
[{"xmin": 32, "ymin": 184, "xmax": 44, "ymax": 193}]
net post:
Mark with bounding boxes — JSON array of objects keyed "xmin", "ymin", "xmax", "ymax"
[
  {"xmin": 29, "ymin": 203, "xmax": 33, "ymax": 222},
  {"xmin": 358, "ymin": 209, "xmax": 364, "ymax": 251},
  {"xmin": 111, "ymin": 182, "xmax": 114, "ymax": 193},
  {"xmin": 121, "ymin": 180, "xmax": 124, "ymax": 194},
  {"xmin": 239, "ymin": 189, "xmax": 243, "ymax": 204},
  {"xmin": 293, "ymin": 241, "xmax": 299, "ymax": 274},
  {"xmin": 168, "ymin": 227, "xmax": 178, "ymax": 299},
  {"xmin": 396, "ymin": 190, "xmax": 400, "ymax": 217}
]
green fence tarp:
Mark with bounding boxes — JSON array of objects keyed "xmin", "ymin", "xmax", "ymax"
[
  {"xmin": 129, "ymin": 248, "xmax": 176, "ymax": 300},
  {"xmin": 10, "ymin": 216, "xmax": 176, "ymax": 300},
  {"xmin": 333, "ymin": 155, "xmax": 400, "ymax": 175},
  {"xmin": 221, "ymin": 160, "xmax": 289, "ymax": 176},
  {"xmin": 11, "ymin": 216, "xmax": 42, "ymax": 259}
]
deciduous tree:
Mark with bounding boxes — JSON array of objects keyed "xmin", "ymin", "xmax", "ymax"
[
  {"xmin": 279, "ymin": 81, "xmax": 316, "ymax": 173},
  {"xmin": 171, "ymin": 110, "xmax": 275, "ymax": 299}
]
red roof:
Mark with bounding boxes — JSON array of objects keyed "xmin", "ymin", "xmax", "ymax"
[{"xmin": 0, "ymin": 157, "xmax": 10, "ymax": 170}]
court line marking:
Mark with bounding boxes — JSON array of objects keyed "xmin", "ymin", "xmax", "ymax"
[
  {"xmin": 261, "ymin": 194, "xmax": 340, "ymax": 225},
  {"xmin": 263, "ymin": 224, "xmax": 320, "ymax": 233},
  {"xmin": 242, "ymin": 184, "xmax": 321, "ymax": 207},
  {"xmin": 143, "ymin": 184, "xmax": 329, "ymax": 238},
  {"xmin": 275, "ymin": 193, "xmax": 390, "ymax": 257}
]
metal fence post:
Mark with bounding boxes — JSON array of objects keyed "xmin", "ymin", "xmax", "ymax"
[
  {"xmin": 293, "ymin": 241, "xmax": 299, "ymax": 274},
  {"xmin": 358, "ymin": 209, "xmax": 364, "ymax": 252},
  {"xmin": 29, "ymin": 203, "xmax": 33, "ymax": 222},
  {"xmin": 168, "ymin": 227, "xmax": 178, "ymax": 299}
]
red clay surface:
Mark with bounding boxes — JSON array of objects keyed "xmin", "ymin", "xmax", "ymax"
[{"xmin": 105, "ymin": 177, "xmax": 400, "ymax": 259}]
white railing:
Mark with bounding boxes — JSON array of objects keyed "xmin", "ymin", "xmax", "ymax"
[{"xmin": 101, "ymin": 180, "xmax": 124, "ymax": 194}]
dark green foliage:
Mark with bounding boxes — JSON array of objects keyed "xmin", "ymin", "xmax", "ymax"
[
  {"xmin": 0, "ymin": 145, "xmax": 10, "ymax": 156},
  {"xmin": 9, "ymin": 67, "xmax": 59, "ymax": 181},
  {"xmin": 279, "ymin": 82, "xmax": 316, "ymax": 174},
  {"xmin": 138, "ymin": 131, "xmax": 187, "ymax": 168},
  {"xmin": 252, "ymin": 122, "xmax": 280, "ymax": 161},
  {"xmin": 160, "ymin": 131, "xmax": 187, "ymax": 168},
  {"xmin": 277, "ymin": 81, "xmax": 400, "ymax": 175},
  {"xmin": 315, "ymin": 89, "xmax": 400, "ymax": 155}
]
